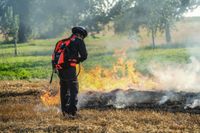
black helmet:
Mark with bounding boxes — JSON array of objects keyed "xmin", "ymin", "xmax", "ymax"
[{"xmin": 72, "ymin": 26, "xmax": 88, "ymax": 38}]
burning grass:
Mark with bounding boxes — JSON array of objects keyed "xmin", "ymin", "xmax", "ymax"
[
  {"xmin": 79, "ymin": 57, "xmax": 157, "ymax": 92},
  {"xmin": 41, "ymin": 55, "xmax": 200, "ymax": 112},
  {"xmin": 40, "ymin": 57, "xmax": 157, "ymax": 106}
]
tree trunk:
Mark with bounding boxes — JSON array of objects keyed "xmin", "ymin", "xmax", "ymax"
[
  {"xmin": 151, "ymin": 29, "xmax": 155, "ymax": 49},
  {"xmin": 18, "ymin": 22, "xmax": 29, "ymax": 43},
  {"xmin": 14, "ymin": 40, "xmax": 17, "ymax": 56},
  {"xmin": 165, "ymin": 22, "xmax": 171, "ymax": 44},
  {"xmin": 14, "ymin": 33, "xmax": 18, "ymax": 56},
  {"xmin": 4, "ymin": 34, "xmax": 9, "ymax": 42}
]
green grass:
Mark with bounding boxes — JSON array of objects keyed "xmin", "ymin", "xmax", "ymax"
[
  {"xmin": 129, "ymin": 48, "xmax": 190, "ymax": 74},
  {"xmin": 0, "ymin": 36, "xmax": 117, "ymax": 79},
  {"xmin": 0, "ymin": 35, "xmax": 199, "ymax": 80}
]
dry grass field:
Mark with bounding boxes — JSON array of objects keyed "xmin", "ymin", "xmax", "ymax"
[{"xmin": 1, "ymin": 81, "xmax": 200, "ymax": 133}]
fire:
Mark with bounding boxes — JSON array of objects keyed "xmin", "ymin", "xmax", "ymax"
[
  {"xmin": 79, "ymin": 57, "xmax": 157, "ymax": 92},
  {"xmin": 40, "ymin": 91, "xmax": 60, "ymax": 106},
  {"xmin": 41, "ymin": 49, "xmax": 158, "ymax": 106},
  {"xmin": 40, "ymin": 80, "xmax": 60, "ymax": 106},
  {"xmin": 40, "ymin": 59, "xmax": 157, "ymax": 106}
]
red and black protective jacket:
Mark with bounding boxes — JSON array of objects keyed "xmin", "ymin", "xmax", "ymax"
[{"xmin": 52, "ymin": 35, "xmax": 87, "ymax": 69}]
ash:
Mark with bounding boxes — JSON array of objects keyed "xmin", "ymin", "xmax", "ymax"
[{"xmin": 78, "ymin": 89, "xmax": 200, "ymax": 113}]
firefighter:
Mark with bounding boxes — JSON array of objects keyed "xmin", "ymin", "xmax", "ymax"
[{"xmin": 55, "ymin": 26, "xmax": 88, "ymax": 118}]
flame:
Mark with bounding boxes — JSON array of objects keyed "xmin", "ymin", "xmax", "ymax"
[
  {"xmin": 40, "ymin": 80, "xmax": 60, "ymax": 106},
  {"xmin": 40, "ymin": 91, "xmax": 60, "ymax": 106},
  {"xmin": 41, "ymin": 49, "xmax": 158, "ymax": 106},
  {"xmin": 79, "ymin": 57, "xmax": 157, "ymax": 92}
]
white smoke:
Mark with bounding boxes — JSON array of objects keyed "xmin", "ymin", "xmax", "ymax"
[
  {"xmin": 158, "ymin": 91, "xmax": 180, "ymax": 105},
  {"xmin": 109, "ymin": 91, "xmax": 153, "ymax": 109},
  {"xmin": 149, "ymin": 56, "xmax": 200, "ymax": 92},
  {"xmin": 185, "ymin": 99, "xmax": 200, "ymax": 109},
  {"xmin": 184, "ymin": 93, "xmax": 200, "ymax": 109},
  {"xmin": 34, "ymin": 104, "xmax": 61, "ymax": 113},
  {"xmin": 77, "ymin": 91, "xmax": 102, "ymax": 109},
  {"xmin": 77, "ymin": 57, "xmax": 200, "ymax": 109},
  {"xmin": 78, "ymin": 90, "xmax": 155, "ymax": 109},
  {"xmin": 110, "ymin": 91, "xmax": 127, "ymax": 108}
]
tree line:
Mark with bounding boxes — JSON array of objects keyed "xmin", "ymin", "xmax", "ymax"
[{"xmin": 0, "ymin": 0, "xmax": 199, "ymax": 47}]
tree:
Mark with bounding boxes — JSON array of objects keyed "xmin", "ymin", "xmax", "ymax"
[
  {"xmin": 0, "ymin": 0, "xmax": 122, "ymax": 41},
  {"xmin": 113, "ymin": 0, "xmax": 200, "ymax": 47},
  {"xmin": 28, "ymin": 0, "xmax": 90, "ymax": 39},
  {"xmin": 159, "ymin": 0, "xmax": 200, "ymax": 44},
  {"xmin": 1, "ymin": 0, "xmax": 90, "ymax": 41},
  {"xmin": 12, "ymin": 0, "xmax": 32, "ymax": 43},
  {"xmin": 0, "ymin": 3, "xmax": 19, "ymax": 56},
  {"xmin": 13, "ymin": 14, "xmax": 19, "ymax": 56},
  {"xmin": 113, "ymin": 0, "xmax": 161, "ymax": 48},
  {"xmin": 80, "ymin": 0, "xmax": 118, "ymax": 36},
  {"xmin": 0, "ymin": 0, "xmax": 32, "ymax": 43},
  {"xmin": 0, "ymin": 6, "xmax": 19, "ymax": 43},
  {"xmin": 1, "ymin": 0, "xmax": 199, "ymax": 44}
]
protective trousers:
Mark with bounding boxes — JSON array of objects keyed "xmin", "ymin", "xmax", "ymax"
[{"xmin": 58, "ymin": 66, "xmax": 78, "ymax": 116}]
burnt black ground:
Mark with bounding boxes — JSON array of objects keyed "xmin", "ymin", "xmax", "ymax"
[{"xmin": 78, "ymin": 89, "xmax": 200, "ymax": 113}]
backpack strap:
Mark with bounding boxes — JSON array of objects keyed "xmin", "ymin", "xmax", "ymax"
[
  {"xmin": 53, "ymin": 34, "xmax": 77, "ymax": 53},
  {"xmin": 67, "ymin": 35, "xmax": 79, "ymax": 67}
]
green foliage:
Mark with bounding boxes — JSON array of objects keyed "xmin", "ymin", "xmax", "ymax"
[
  {"xmin": 0, "ymin": 55, "xmax": 51, "ymax": 79},
  {"xmin": 128, "ymin": 47, "xmax": 190, "ymax": 74},
  {"xmin": 80, "ymin": 0, "xmax": 117, "ymax": 33},
  {"xmin": 0, "ymin": 0, "xmax": 90, "ymax": 41},
  {"xmin": 30, "ymin": 0, "xmax": 90, "ymax": 39},
  {"xmin": 0, "ymin": 36, "xmax": 197, "ymax": 80}
]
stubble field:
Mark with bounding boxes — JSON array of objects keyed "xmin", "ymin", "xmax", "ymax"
[{"xmin": 1, "ymin": 81, "xmax": 200, "ymax": 133}]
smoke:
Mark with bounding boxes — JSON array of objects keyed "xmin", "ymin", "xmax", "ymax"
[
  {"xmin": 149, "ymin": 56, "xmax": 200, "ymax": 92},
  {"xmin": 158, "ymin": 91, "xmax": 181, "ymax": 105},
  {"xmin": 185, "ymin": 99, "xmax": 200, "ymax": 109},
  {"xmin": 184, "ymin": 93, "xmax": 200, "ymax": 109},
  {"xmin": 77, "ymin": 89, "xmax": 156, "ymax": 109},
  {"xmin": 147, "ymin": 56, "xmax": 200, "ymax": 106},
  {"xmin": 77, "ymin": 91, "xmax": 102, "ymax": 109},
  {"xmin": 76, "ymin": 51, "xmax": 200, "ymax": 110},
  {"xmin": 34, "ymin": 104, "xmax": 61, "ymax": 113},
  {"xmin": 77, "ymin": 89, "xmax": 200, "ymax": 113},
  {"xmin": 109, "ymin": 90, "xmax": 153, "ymax": 108},
  {"xmin": 12, "ymin": 0, "xmax": 92, "ymax": 39}
]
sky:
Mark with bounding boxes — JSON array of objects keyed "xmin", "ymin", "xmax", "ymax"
[{"xmin": 184, "ymin": 6, "xmax": 200, "ymax": 17}]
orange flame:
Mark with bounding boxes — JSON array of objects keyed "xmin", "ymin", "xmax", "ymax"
[
  {"xmin": 40, "ymin": 80, "xmax": 60, "ymax": 106},
  {"xmin": 40, "ymin": 91, "xmax": 60, "ymax": 106},
  {"xmin": 41, "ymin": 49, "xmax": 158, "ymax": 106},
  {"xmin": 79, "ymin": 57, "xmax": 157, "ymax": 92}
]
